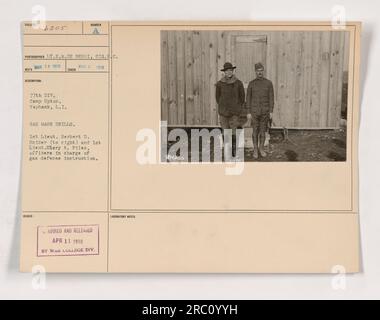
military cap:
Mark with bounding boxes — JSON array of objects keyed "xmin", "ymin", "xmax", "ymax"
[{"xmin": 255, "ymin": 62, "xmax": 265, "ymax": 70}]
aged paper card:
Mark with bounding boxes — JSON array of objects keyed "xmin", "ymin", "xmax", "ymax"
[{"xmin": 20, "ymin": 21, "xmax": 361, "ymax": 273}]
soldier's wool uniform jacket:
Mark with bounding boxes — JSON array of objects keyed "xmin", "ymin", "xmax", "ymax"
[
  {"xmin": 215, "ymin": 75, "xmax": 245, "ymax": 117},
  {"xmin": 246, "ymin": 78, "xmax": 274, "ymax": 114}
]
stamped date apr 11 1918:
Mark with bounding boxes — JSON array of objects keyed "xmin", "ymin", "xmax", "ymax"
[{"xmin": 37, "ymin": 224, "xmax": 99, "ymax": 257}]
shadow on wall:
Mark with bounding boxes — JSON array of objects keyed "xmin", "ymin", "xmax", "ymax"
[{"xmin": 341, "ymin": 71, "xmax": 349, "ymax": 120}]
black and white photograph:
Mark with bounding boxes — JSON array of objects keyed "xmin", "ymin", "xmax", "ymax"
[{"xmin": 161, "ymin": 30, "xmax": 350, "ymax": 162}]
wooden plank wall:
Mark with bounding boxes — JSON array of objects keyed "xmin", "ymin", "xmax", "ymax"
[{"xmin": 161, "ymin": 30, "xmax": 349, "ymax": 128}]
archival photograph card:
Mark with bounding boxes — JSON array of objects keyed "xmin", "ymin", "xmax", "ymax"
[{"xmin": 20, "ymin": 21, "xmax": 361, "ymax": 273}]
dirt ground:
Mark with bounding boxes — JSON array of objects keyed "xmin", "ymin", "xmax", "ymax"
[
  {"xmin": 244, "ymin": 129, "xmax": 347, "ymax": 162},
  {"xmin": 166, "ymin": 127, "xmax": 347, "ymax": 162}
]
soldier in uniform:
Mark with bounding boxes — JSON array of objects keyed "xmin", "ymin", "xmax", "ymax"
[
  {"xmin": 246, "ymin": 62, "xmax": 274, "ymax": 159},
  {"xmin": 215, "ymin": 62, "xmax": 245, "ymax": 156}
]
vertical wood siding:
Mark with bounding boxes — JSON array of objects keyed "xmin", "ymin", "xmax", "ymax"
[{"xmin": 161, "ymin": 30, "xmax": 349, "ymax": 129}]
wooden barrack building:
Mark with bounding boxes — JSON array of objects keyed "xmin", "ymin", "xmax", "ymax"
[{"xmin": 161, "ymin": 30, "xmax": 349, "ymax": 129}]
